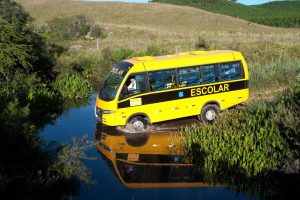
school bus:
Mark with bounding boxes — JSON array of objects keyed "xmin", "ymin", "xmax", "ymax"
[
  {"xmin": 95, "ymin": 50, "xmax": 249, "ymax": 130},
  {"xmin": 96, "ymin": 128, "xmax": 217, "ymax": 188}
]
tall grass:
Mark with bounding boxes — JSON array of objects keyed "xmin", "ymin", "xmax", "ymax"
[
  {"xmin": 249, "ymin": 59, "xmax": 300, "ymax": 92},
  {"xmin": 182, "ymin": 77, "xmax": 300, "ymax": 176}
]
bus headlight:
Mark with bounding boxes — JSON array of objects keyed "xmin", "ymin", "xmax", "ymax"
[{"xmin": 103, "ymin": 110, "xmax": 115, "ymax": 114}]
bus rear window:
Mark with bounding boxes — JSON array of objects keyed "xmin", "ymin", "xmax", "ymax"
[{"xmin": 219, "ymin": 61, "xmax": 243, "ymax": 81}]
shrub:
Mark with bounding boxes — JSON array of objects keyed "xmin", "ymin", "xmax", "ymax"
[
  {"xmin": 46, "ymin": 15, "xmax": 98, "ymax": 40},
  {"xmin": 68, "ymin": 15, "xmax": 92, "ymax": 38},
  {"xmin": 183, "ymin": 105, "xmax": 292, "ymax": 176},
  {"xmin": 195, "ymin": 37, "xmax": 209, "ymax": 50},
  {"xmin": 89, "ymin": 24, "xmax": 107, "ymax": 39},
  {"xmin": 54, "ymin": 51, "xmax": 100, "ymax": 79},
  {"xmin": 182, "ymin": 76, "xmax": 300, "ymax": 176},
  {"xmin": 53, "ymin": 74, "xmax": 92, "ymax": 98},
  {"xmin": 145, "ymin": 44, "xmax": 171, "ymax": 56},
  {"xmin": 112, "ymin": 48, "xmax": 135, "ymax": 62}
]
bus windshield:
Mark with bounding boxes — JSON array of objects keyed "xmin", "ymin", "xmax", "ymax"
[{"xmin": 98, "ymin": 62, "xmax": 133, "ymax": 101}]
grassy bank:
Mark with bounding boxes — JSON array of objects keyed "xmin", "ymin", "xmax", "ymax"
[{"xmin": 182, "ymin": 77, "xmax": 300, "ymax": 176}]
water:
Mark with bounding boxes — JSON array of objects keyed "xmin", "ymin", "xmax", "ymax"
[{"xmin": 39, "ymin": 96, "xmax": 256, "ymax": 200}]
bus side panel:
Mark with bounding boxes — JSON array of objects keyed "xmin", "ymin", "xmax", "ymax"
[
  {"xmin": 112, "ymin": 87, "xmax": 249, "ymax": 125},
  {"xmin": 146, "ymin": 88, "xmax": 249, "ymax": 123}
]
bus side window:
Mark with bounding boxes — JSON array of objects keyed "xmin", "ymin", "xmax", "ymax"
[
  {"xmin": 202, "ymin": 64, "xmax": 218, "ymax": 84},
  {"xmin": 179, "ymin": 66, "xmax": 201, "ymax": 87},
  {"xmin": 149, "ymin": 69, "xmax": 177, "ymax": 91},
  {"xmin": 219, "ymin": 61, "xmax": 242, "ymax": 81}
]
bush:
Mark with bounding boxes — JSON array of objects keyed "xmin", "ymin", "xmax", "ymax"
[
  {"xmin": 88, "ymin": 24, "xmax": 107, "ymax": 39},
  {"xmin": 68, "ymin": 15, "xmax": 92, "ymax": 38},
  {"xmin": 145, "ymin": 44, "xmax": 171, "ymax": 56},
  {"xmin": 195, "ymin": 37, "xmax": 209, "ymax": 50},
  {"xmin": 180, "ymin": 76, "xmax": 300, "ymax": 199},
  {"xmin": 182, "ymin": 77, "xmax": 300, "ymax": 176},
  {"xmin": 183, "ymin": 105, "xmax": 292, "ymax": 176},
  {"xmin": 53, "ymin": 74, "xmax": 92, "ymax": 98},
  {"xmin": 112, "ymin": 48, "xmax": 135, "ymax": 62},
  {"xmin": 54, "ymin": 51, "xmax": 100, "ymax": 78},
  {"xmin": 46, "ymin": 15, "xmax": 108, "ymax": 41}
]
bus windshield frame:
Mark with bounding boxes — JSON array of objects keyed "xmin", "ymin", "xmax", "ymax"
[{"xmin": 99, "ymin": 61, "xmax": 133, "ymax": 101}]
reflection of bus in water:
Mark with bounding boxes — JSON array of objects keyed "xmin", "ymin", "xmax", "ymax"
[{"xmin": 96, "ymin": 128, "xmax": 218, "ymax": 188}]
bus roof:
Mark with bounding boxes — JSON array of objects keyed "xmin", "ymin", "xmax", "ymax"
[
  {"xmin": 124, "ymin": 50, "xmax": 243, "ymax": 71},
  {"xmin": 126, "ymin": 50, "xmax": 239, "ymax": 64}
]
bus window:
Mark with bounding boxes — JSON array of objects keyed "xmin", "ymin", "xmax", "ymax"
[
  {"xmin": 202, "ymin": 64, "xmax": 218, "ymax": 84},
  {"xmin": 98, "ymin": 61, "xmax": 132, "ymax": 101},
  {"xmin": 122, "ymin": 73, "xmax": 146, "ymax": 99},
  {"xmin": 178, "ymin": 66, "xmax": 201, "ymax": 87},
  {"xmin": 219, "ymin": 61, "xmax": 242, "ymax": 81},
  {"xmin": 149, "ymin": 69, "xmax": 177, "ymax": 91},
  {"xmin": 99, "ymin": 70, "xmax": 125, "ymax": 101}
]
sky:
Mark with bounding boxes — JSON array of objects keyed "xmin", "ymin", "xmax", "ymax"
[
  {"xmin": 238, "ymin": 0, "xmax": 272, "ymax": 5},
  {"xmin": 84, "ymin": 0, "xmax": 277, "ymax": 5}
]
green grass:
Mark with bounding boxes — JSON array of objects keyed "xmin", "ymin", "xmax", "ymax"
[
  {"xmin": 153, "ymin": 0, "xmax": 300, "ymax": 28},
  {"xmin": 181, "ymin": 77, "xmax": 300, "ymax": 176}
]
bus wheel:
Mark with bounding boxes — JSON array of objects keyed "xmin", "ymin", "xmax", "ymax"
[
  {"xmin": 198, "ymin": 104, "xmax": 219, "ymax": 123},
  {"xmin": 128, "ymin": 116, "xmax": 148, "ymax": 131}
]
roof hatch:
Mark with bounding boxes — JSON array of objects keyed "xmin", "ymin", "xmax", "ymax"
[{"xmin": 132, "ymin": 56, "xmax": 154, "ymax": 61}]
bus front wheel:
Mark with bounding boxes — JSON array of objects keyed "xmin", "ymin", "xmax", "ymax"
[
  {"xmin": 127, "ymin": 116, "xmax": 148, "ymax": 131},
  {"xmin": 198, "ymin": 104, "xmax": 219, "ymax": 123}
]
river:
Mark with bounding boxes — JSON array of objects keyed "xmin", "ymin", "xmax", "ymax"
[{"xmin": 39, "ymin": 95, "xmax": 257, "ymax": 200}]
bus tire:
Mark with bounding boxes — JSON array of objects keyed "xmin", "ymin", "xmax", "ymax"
[
  {"xmin": 127, "ymin": 116, "xmax": 148, "ymax": 131},
  {"xmin": 198, "ymin": 104, "xmax": 219, "ymax": 123}
]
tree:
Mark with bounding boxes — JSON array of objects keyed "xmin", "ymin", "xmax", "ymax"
[
  {"xmin": 0, "ymin": 0, "xmax": 32, "ymax": 31},
  {"xmin": 0, "ymin": 0, "xmax": 55, "ymax": 81},
  {"xmin": 0, "ymin": 19, "xmax": 32, "ymax": 78}
]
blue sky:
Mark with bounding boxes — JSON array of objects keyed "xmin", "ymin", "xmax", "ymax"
[
  {"xmin": 85, "ymin": 0, "xmax": 276, "ymax": 5},
  {"xmin": 238, "ymin": 0, "xmax": 272, "ymax": 5}
]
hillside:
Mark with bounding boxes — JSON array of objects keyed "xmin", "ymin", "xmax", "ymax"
[
  {"xmin": 15, "ymin": 0, "xmax": 300, "ymax": 51},
  {"xmin": 255, "ymin": 1, "xmax": 300, "ymax": 12},
  {"xmin": 17, "ymin": 0, "xmax": 276, "ymax": 32},
  {"xmin": 153, "ymin": 0, "xmax": 300, "ymax": 28}
]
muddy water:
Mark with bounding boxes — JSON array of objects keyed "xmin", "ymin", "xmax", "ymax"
[{"xmin": 39, "ymin": 96, "xmax": 257, "ymax": 200}]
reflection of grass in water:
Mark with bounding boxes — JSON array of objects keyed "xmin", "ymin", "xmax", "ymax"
[{"xmin": 168, "ymin": 132, "xmax": 188, "ymax": 157}]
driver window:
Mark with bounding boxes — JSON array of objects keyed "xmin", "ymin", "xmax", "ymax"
[{"xmin": 122, "ymin": 73, "xmax": 146, "ymax": 99}]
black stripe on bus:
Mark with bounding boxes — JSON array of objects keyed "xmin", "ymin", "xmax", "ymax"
[
  {"xmin": 116, "ymin": 153, "xmax": 186, "ymax": 164},
  {"xmin": 118, "ymin": 80, "xmax": 248, "ymax": 109}
]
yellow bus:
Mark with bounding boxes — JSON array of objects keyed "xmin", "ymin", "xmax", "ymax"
[
  {"xmin": 96, "ymin": 129, "xmax": 217, "ymax": 188},
  {"xmin": 95, "ymin": 50, "xmax": 249, "ymax": 130}
]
